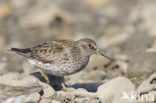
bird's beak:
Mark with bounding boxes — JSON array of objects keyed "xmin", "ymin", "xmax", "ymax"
[{"xmin": 97, "ymin": 49, "xmax": 114, "ymax": 61}]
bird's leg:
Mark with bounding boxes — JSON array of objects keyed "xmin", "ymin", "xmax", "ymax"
[
  {"xmin": 58, "ymin": 77, "xmax": 67, "ymax": 91},
  {"xmin": 35, "ymin": 67, "xmax": 49, "ymax": 84}
]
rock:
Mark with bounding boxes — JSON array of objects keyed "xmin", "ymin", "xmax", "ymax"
[
  {"xmin": 39, "ymin": 82, "xmax": 55, "ymax": 98},
  {"xmin": 147, "ymin": 72, "xmax": 156, "ymax": 83},
  {"xmin": 146, "ymin": 48, "xmax": 156, "ymax": 52},
  {"xmin": 0, "ymin": 62, "xmax": 7, "ymax": 75},
  {"xmin": 99, "ymin": 31, "xmax": 131, "ymax": 49},
  {"xmin": 82, "ymin": 70, "xmax": 106, "ymax": 81},
  {"xmin": 0, "ymin": 35, "xmax": 6, "ymax": 47},
  {"xmin": 50, "ymin": 100, "xmax": 61, "ymax": 103},
  {"xmin": 18, "ymin": 4, "xmax": 73, "ymax": 28},
  {"xmin": 115, "ymin": 61, "xmax": 128, "ymax": 73},
  {"xmin": 0, "ymin": 73, "xmax": 20, "ymax": 84},
  {"xmin": 64, "ymin": 87, "xmax": 76, "ymax": 92},
  {"xmin": 137, "ymin": 81, "xmax": 156, "ymax": 95},
  {"xmin": 86, "ymin": 55, "xmax": 110, "ymax": 70},
  {"xmin": 56, "ymin": 89, "xmax": 98, "ymax": 103},
  {"xmin": 97, "ymin": 77, "xmax": 135, "ymax": 103},
  {"xmin": 137, "ymin": 72, "xmax": 156, "ymax": 95},
  {"xmin": 24, "ymin": 92, "xmax": 40, "ymax": 103},
  {"xmin": 65, "ymin": 71, "xmax": 86, "ymax": 85},
  {"xmin": 0, "ymin": 73, "xmax": 57, "ymax": 102},
  {"xmin": 0, "ymin": 74, "xmax": 40, "ymax": 88},
  {"xmin": 57, "ymin": 88, "xmax": 97, "ymax": 99},
  {"xmin": 2, "ymin": 94, "xmax": 27, "ymax": 103},
  {"xmin": 84, "ymin": 0, "xmax": 110, "ymax": 8},
  {"xmin": 74, "ymin": 97, "xmax": 89, "ymax": 103},
  {"xmin": 113, "ymin": 54, "xmax": 129, "ymax": 73},
  {"xmin": 39, "ymin": 98, "xmax": 50, "ymax": 103},
  {"xmin": 0, "ymin": 74, "xmax": 42, "ymax": 103},
  {"xmin": 0, "ymin": 84, "xmax": 41, "ymax": 103},
  {"xmin": 0, "ymin": 3, "xmax": 11, "ymax": 19},
  {"xmin": 0, "ymin": 84, "xmax": 27, "ymax": 103},
  {"xmin": 22, "ymin": 61, "xmax": 33, "ymax": 75},
  {"xmin": 10, "ymin": 0, "xmax": 33, "ymax": 9},
  {"xmin": 141, "ymin": 1, "xmax": 156, "ymax": 37},
  {"xmin": 89, "ymin": 99, "xmax": 101, "ymax": 103}
]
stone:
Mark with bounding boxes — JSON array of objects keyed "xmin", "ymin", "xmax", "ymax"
[
  {"xmin": 0, "ymin": 35, "xmax": 6, "ymax": 47},
  {"xmin": 2, "ymin": 94, "xmax": 27, "ymax": 103},
  {"xmin": 50, "ymin": 100, "xmax": 61, "ymax": 103},
  {"xmin": 0, "ymin": 62, "xmax": 7, "ymax": 75},
  {"xmin": 18, "ymin": 4, "xmax": 73, "ymax": 28},
  {"xmin": 82, "ymin": 70, "xmax": 106, "ymax": 81},
  {"xmin": 39, "ymin": 98, "xmax": 50, "ymax": 103},
  {"xmin": 84, "ymin": 0, "xmax": 110, "ymax": 8},
  {"xmin": 22, "ymin": 61, "xmax": 34, "ymax": 75},
  {"xmin": 97, "ymin": 77, "xmax": 135, "ymax": 103},
  {"xmin": 0, "ymin": 74, "xmax": 42, "ymax": 103},
  {"xmin": 0, "ymin": 73, "xmax": 20, "ymax": 85},
  {"xmin": 115, "ymin": 61, "xmax": 128, "ymax": 73},
  {"xmin": 99, "ymin": 32, "xmax": 131, "ymax": 49},
  {"xmin": 57, "ymin": 89, "xmax": 97, "ymax": 99},
  {"xmin": 137, "ymin": 81, "xmax": 156, "ymax": 95},
  {"xmin": 39, "ymin": 82, "xmax": 55, "ymax": 98},
  {"xmin": 146, "ymin": 48, "xmax": 156, "ymax": 52},
  {"xmin": 0, "ymin": 3, "xmax": 11, "ymax": 19},
  {"xmin": 0, "ymin": 85, "xmax": 41, "ymax": 103},
  {"xmin": 25, "ymin": 92, "xmax": 40, "ymax": 103},
  {"xmin": 0, "ymin": 74, "xmax": 40, "ymax": 88},
  {"xmin": 137, "ymin": 73, "xmax": 156, "ymax": 95},
  {"xmin": 11, "ymin": 0, "xmax": 33, "ymax": 9}
]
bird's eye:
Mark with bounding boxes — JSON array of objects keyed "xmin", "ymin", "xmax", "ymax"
[{"xmin": 88, "ymin": 44, "xmax": 92, "ymax": 47}]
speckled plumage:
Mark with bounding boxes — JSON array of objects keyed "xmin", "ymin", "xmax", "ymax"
[{"xmin": 10, "ymin": 38, "xmax": 112, "ymax": 77}]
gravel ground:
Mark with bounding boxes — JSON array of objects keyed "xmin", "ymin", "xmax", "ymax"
[{"xmin": 0, "ymin": 0, "xmax": 156, "ymax": 103}]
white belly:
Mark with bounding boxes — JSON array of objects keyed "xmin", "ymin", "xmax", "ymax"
[{"xmin": 28, "ymin": 59, "xmax": 82, "ymax": 77}]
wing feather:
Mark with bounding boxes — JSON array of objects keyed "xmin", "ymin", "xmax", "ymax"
[{"xmin": 29, "ymin": 40, "xmax": 76, "ymax": 63}]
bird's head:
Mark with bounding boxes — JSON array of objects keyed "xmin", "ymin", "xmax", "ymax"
[{"xmin": 78, "ymin": 38, "xmax": 113, "ymax": 61}]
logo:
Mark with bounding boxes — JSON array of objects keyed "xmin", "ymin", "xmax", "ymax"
[{"xmin": 122, "ymin": 91, "xmax": 155, "ymax": 102}]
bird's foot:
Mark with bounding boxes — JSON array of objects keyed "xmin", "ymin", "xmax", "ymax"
[
  {"xmin": 58, "ymin": 77, "xmax": 67, "ymax": 92},
  {"xmin": 61, "ymin": 83, "xmax": 67, "ymax": 92},
  {"xmin": 35, "ymin": 67, "xmax": 50, "ymax": 84}
]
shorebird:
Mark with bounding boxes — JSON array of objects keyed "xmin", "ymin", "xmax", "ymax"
[{"xmin": 10, "ymin": 38, "xmax": 113, "ymax": 91}]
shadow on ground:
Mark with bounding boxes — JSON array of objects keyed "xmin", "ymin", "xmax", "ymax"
[{"xmin": 31, "ymin": 72, "xmax": 102, "ymax": 92}]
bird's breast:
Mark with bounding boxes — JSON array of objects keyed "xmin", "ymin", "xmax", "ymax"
[
  {"xmin": 70, "ymin": 56, "xmax": 89, "ymax": 73},
  {"xmin": 27, "ymin": 56, "xmax": 89, "ymax": 76}
]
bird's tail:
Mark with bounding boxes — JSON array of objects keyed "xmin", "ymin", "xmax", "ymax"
[{"xmin": 9, "ymin": 48, "xmax": 32, "ymax": 57}]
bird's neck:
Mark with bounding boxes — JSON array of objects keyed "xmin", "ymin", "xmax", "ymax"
[{"xmin": 78, "ymin": 46, "xmax": 90, "ymax": 58}]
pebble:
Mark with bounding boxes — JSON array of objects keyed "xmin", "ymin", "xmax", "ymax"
[
  {"xmin": 50, "ymin": 100, "xmax": 61, "ymax": 103},
  {"xmin": 18, "ymin": 4, "xmax": 73, "ymax": 28},
  {"xmin": 39, "ymin": 82, "xmax": 55, "ymax": 98},
  {"xmin": 0, "ymin": 35, "xmax": 6, "ymax": 47},
  {"xmin": 0, "ymin": 75, "xmax": 40, "ymax": 88},
  {"xmin": 137, "ymin": 73, "xmax": 156, "ymax": 95},
  {"xmin": 0, "ymin": 3, "xmax": 11, "ymax": 19},
  {"xmin": 84, "ymin": 0, "xmax": 110, "ymax": 8},
  {"xmin": 39, "ymin": 99, "xmax": 50, "ymax": 103},
  {"xmin": 24, "ymin": 92, "xmax": 40, "ymax": 103},
  {"xmin": 97, "ymin": 76, "xmax": 135, "ymax": 103}
]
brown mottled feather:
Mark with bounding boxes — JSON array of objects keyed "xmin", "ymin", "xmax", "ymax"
[
  {"xmin": 10, "ymin": 39, "xmax": 79, "ymax": 64},
  {"xmin": 10, "ymin": 38, "xmax": 112, "ymax": 77},
  {"xmin": 29, "ymin": 39, "xmax": 78, "ymax": 63}
]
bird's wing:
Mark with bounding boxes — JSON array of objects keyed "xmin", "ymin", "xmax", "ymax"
[
  {"xmin": 10, "ymin": 39, "xmax": 79, "ymax": 64},
  {"xmin": 29, "ymin": 40, "xmax": 77, "ymax": 63}
]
